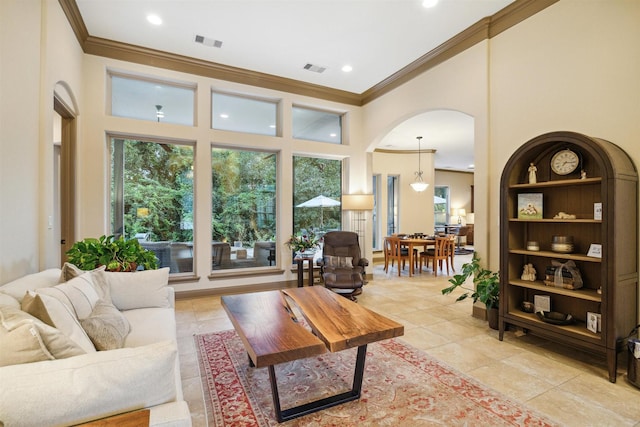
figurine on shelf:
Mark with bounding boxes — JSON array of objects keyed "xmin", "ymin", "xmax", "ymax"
[
  {"xmin": 553, "ymin": 211, "xmax": 576, "ymax": 219},
  {"xmin": 528, "ymin": 162, "xmax": 537, "ymax": 184},
  {"xmin": 521, "ymin": 263, "xmax": 537, "ymax": 281},
  {"xmin": 581, "ymin": 169, "xmax": 587, "ymax": 179}
]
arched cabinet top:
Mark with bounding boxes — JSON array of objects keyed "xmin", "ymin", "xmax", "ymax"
[{"xmin": 501, "ymin": 131, "xmax": 637, "ymax": 188}]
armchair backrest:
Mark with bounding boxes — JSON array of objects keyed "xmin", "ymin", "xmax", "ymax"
[{"xmin": 322, "ymin": 231, "xmax": 362, "ymax": 266}]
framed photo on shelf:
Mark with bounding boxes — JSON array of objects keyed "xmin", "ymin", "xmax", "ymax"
[{"xmin": 518, "ymin": 193, "xmax": 543, "ymax": 219}]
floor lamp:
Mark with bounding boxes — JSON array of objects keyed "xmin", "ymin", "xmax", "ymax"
[{"xmin": 342, "ymin": 194, "xmax": 375, "ymax": 251}]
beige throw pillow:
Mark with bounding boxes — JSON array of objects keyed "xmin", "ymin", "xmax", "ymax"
[
  {"xmin": 80, "ymin": 300, "xmax": 130, "ymax": 350},
  {"xmin": 106, "ymin": 268, "xmax": 170, "ymax": 310},
  {"xmin": 0, "ymin": 305, "xmax": 85, "ymax": 366},
  {"xmin": 22, "ymin": 291, "xmax": 96, "ymax": 353},
  {"xmin": 38, "ymin": 272, "xmax": 102, "ymax": 319}
]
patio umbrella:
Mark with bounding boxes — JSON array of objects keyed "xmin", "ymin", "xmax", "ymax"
[
  {"xmin": 434, "ymin": 195, "xmax": 447, "ymax": 204},
  {"xmin": 296, "ymin": 195, "xmax": 341, "ymax": 227}
]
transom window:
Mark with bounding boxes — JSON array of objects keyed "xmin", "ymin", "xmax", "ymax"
[
  {"xmin": 110, "ymin": 73, "xmax": 195, "ymax": 126},
  {"xmin": 292, "ymin": 106, "xmax": 343, "ymax": 144},
  {"xmin": 212, "ymin": 92, "xmax": 278, "ymax": 136}
]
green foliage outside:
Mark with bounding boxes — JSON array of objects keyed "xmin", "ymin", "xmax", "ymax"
[
  {"xmin": 292, "ymin": 156, "xmax": 342, "ymax": 233},
  {"xmin": 113, "ymin": 140, "xmax": 342, "ymax": 249},
  {"xmin": 113, "ymin": 139, "xmax": 194, "ymax": 242},
  {"xmin": 211, "ymin": 148, "xmax": 277, "ymax": 244}
]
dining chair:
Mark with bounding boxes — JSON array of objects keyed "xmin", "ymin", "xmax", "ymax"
[
  {"xmin": 386, "ymin": 236, "xmax": 411, "ymax": 276},
  {"xmin": 420, "ymin": 236, "xmax": 453, "ymax": 276}
]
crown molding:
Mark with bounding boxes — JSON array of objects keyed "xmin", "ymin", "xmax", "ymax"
[{"xmin": 59, "ymin": 0, "xmax": 557, "ymax": 107}]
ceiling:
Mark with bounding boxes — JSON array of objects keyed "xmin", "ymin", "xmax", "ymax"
[{"xmin": 74, "ymin": 0, "xmax": 516, "ymax": 172}]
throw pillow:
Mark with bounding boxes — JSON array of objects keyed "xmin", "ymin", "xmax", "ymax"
[
  {"xmin": 324, "ymin": 255, "xmax": 354, "ymax": 269},
  {"xmin": 0, "ymin": 313, "xmax": 52, "ymax": 366},
  {"xmin": 0, "ymin": 305, "xmax": 85, "ymax": 366},
  {"xmin": 22, "ymin": 291, "xmax": 96, "ymax": 353},
  {"xmin": 80, "ymin": 300, "xmax": 130, "ymax": 350},
  {"xmin": 106, "ymin": 267, "xmax": 170, "ymax": 310},
  {"xmin": 37, "ymin": 272, "xmax": 102, "ymax": 319},
  {"xmin": 59, "ymin": 263, "xmax": 113, "ymax": 306}
]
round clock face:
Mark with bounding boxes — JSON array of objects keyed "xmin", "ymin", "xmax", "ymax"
[{"xmin": 550, "ymin": 149, "xmax": 579, "ymax": 175}]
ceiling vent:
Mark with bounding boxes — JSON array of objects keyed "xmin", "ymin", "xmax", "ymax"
[
  {"xmin": 194, "ymin": 35, "xmax": 222, "ymax": 48},
  {"xmin": 303, "ymin": 63, "xmax": 326, "ymax": 73}
]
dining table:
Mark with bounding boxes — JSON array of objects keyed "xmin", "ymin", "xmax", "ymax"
[{"xmin": 399, "ymin": 237, "xmax": 436, "ymax": 276}]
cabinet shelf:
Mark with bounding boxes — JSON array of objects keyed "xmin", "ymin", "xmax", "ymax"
[
  {"xmin": 508, "ymin": 279, "xmax": 601, "ymax": 302},
  {"xmin": 509, "ymin": 177, "xmax": 601, "ymax": 189},
  {"xmin": 505, "ymin": 311, "xmax": 601, "ymax": 341},
  {"xmin": 499, "ymin": 131, "xmax": 637, "ymax": 383},
  {"xmin": 508, "ymin": 218, "xmax": 601, "ymax": 224},
  {"xmin": 509, "ymin": 249, "xmax": 602, "ymax": 263}
]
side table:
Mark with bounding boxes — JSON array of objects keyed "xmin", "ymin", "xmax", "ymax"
[{"xmin": 294, "ymin": 255, "xmax": 314, "ymax": 287}]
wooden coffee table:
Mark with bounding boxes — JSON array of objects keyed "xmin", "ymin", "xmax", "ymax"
[{"xmin": 221, "ymin": 286, "xmax": 404, "ymax": 422}]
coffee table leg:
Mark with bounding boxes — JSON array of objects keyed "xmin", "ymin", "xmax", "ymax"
[{"xmin": 268, "ymin": 344, "xmax": 368, "ymax": 423}]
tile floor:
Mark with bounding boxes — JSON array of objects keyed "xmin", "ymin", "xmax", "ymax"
[{"xmin": 175, "ymin": 252, "xmax": 640, "ymax": 426}]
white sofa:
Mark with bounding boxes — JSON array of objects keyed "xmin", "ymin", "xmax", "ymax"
[{"xmin": 0, "ymin": 266, "xmax": 191, "ymax": 427}]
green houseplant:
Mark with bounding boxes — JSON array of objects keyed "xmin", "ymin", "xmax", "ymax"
[
  {"xmin": 441, "ymin": 252, "xmax": 500, "ymax": 329},
  {"xmin": 66, "ymin": 235, "xmax": 158, "ymax": 272}
]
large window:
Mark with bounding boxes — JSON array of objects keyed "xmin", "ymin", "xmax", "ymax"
[
  {"xmin": 111, "ymin": 137, "xmax": 194, "ymax": 274},
  {"xmin": 211, "ymin": 147, "xmax": 277, "ymax": 270},
  {"xmin": 292, "ymin": 106, "xmax": 342, "ymax": 144},
  {"xmin": 434, "ymin": 186, "xmax": 450, "ymax": 227},
  {"xmin": 110, "ymin": 73, "xmax": 195, "ymax": 126},
  {"xmin": 212, "ymin": 92, "xmax": 278, "ymax": 136},
  {"xmin": 292, "ymin": 156, "xmax": 342, "ymax": 239}
]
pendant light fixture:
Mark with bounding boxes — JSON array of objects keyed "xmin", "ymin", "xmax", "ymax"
[
  {"xmin": 155, "ymin": 104, "xmax": 164, "ymax": 122},
  {"xmin": 410, "ymin": 136, "xmax": 429, "ymax": 192}
]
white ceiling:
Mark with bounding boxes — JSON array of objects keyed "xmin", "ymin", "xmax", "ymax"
[{"xmin": 75, "ymin": 0, "xmax": 515, "ymax": 171}]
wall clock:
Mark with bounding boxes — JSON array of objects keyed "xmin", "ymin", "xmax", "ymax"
[{"xmin": 550, "ymin": 148, "xmax": 580, "ymax": 175}]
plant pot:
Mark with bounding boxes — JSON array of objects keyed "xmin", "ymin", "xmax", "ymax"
[{"xmin": 487, "ymin": 306, "xmax": 499, "ymax": 330}]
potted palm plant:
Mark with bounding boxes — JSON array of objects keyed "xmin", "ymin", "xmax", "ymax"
[
  {"xmin": 441, "ymin": 252, "xmax": 500, "ymax": 329},
  {"xmin": 66, "ymin": 235, "xmax": 158, "ymax": 272}
]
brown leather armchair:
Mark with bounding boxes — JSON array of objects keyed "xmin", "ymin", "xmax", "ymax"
[{"xmin": 317, "ymin": 231, "xmax": 368, "ymax": 300}]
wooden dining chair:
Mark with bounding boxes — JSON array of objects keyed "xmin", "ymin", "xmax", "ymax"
[
  {"xmin": 386, "ymin": 236, "xmax": 411, "ymax": 276},
  {"xmin": 420, "ymin": 236, "xmax": 453, "ymax": 276}
]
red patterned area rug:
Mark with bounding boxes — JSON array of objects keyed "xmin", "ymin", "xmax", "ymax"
[{"xmin": 195, "ymin": 330, "xmax": 557, "ymax": 426}]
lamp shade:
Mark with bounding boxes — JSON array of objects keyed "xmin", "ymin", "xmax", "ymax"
[
  {"xmin": 458, "ymin": 208, "xmax": 466, "ymax": 217},
  {"xmin": 342, "ymin": 194, "xmax": 374, "ymax": 210}
]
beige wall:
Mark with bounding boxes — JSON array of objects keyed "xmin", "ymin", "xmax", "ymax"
[
  {"xmin": 435, "ymin": 170, "xmax": 474, "ymax": 222},
  {"xmin": 372, "ymin": 150, "xmax": 436, "ymax": 239},
  {"xmin": 0, "ymin": 0, "xmax": 84, "ymax": 283}
]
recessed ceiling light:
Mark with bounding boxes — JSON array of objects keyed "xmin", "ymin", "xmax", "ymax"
[
  {"xmin": 269, "ymin": 124, "xmax": 276, "ymax": 128},
  {"xmin": 468, "ymin": 164, "xmax": 475, "ymax": 169},
  {"xmin": 342, "ymin": 65, "xmax": 353, "ymax": 73},
  {"xmin": 422, "ymin": 0, "xmax": 438, "ymax": 8},
  {"xmin": 220, "ymin": 114, "xmax": 229, "ymax": 119},
  {"xmin": 330, "ymin": 133, "xmax": 337, "ymax": 138},
  {"xmin": 147, "ymin": 14, "xmax": 162, "ymax": 25}
]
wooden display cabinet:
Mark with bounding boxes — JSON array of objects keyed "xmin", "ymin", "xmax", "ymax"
[{"xmin": 499, "ymin": 131, "xmax": 638, "ymax": 382}]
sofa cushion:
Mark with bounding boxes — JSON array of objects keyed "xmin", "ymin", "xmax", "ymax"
[
  {"xmin": 22, "ymin": 291, "xmax": 96, "ymax": 353},
  {"xmin": 0, "ymin": 305, "xmax": 85, "ymax": 366},
  {"xmin": 0, "ymin": 268, "xmax": 61, "ymax": 303},
  {"xmin": 0, "ymin": 340, "xmax": 178, "ymax": 426},
  {"xmin": 106, "ymin": 268, "xmax": 170, "ymax": 310},
  {"xmin": 80, "ymin": 300, "xmax": 131, "ymax": 350}
]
